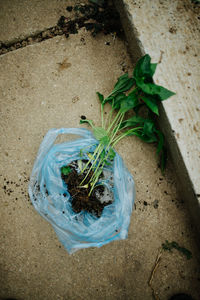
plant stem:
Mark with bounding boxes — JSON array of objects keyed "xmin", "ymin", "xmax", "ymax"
[
  {"xmin": 80, "ymin": 143, "xmax": 104, "ymax": 185},
  {"xmin": 88, "ymin": 150, "xmax": 111, "ymax": 196},
  {"xmin": 112, "ymin": 127, "xmax": 143, "ymax": 147},
  {"xmin": 89, "ymin": 142, "xmax": 111, "ymax": 183},
  {"xmin": 80, "ymin": 143, "xmax": 101, "ymax": 174},
  {"xmin": 109, "ymin": 113, "xmax": 124, "ymax": 142},
  {"xmin": 85, "ymin": 112, "xmax": 125, "ymax": 192},
  {"xmin": 107, "ymin": 110, "xmax": 121, "ymax": 133},
  {"xmin": 80, "ymin": 143, "xmax": 97, "ymax": 156}
]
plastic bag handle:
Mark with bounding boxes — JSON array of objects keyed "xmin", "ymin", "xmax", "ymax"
[{"xmin": 53, "ymin": 128, "xmax": 93, "ymax": 139}]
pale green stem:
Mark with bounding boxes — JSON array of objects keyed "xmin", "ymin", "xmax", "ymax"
[
  {"xmin": 89, "ymin": 113, "xmax": 124, "ymax": 185},
  {"xmin": 107, "ymin": 110, "xmax": 121, "ymax": 134},
  {"xmin": 88, "ymin": 149, "xmax": 112, "ymax": 196},
  {"xmin": 108, "ymin": 113, "xmax": 124, "ymax": 142},
  {"xmin": 80, "ymin": 143, "xmax": 101, "ymax": 174},
  {"xmin": 80, "ymin": 143, "xmax": 97, "ymax": 155},
  {"xmin": 112, "ymin": 127, "xmax": 143, "ymax": 147},
  {"xmin": 80, "ymin": 143, "xmax": 104, "ymax": 185},
  {"xmin": 89, "ymin": 143, "xmax": 110, "ymax": 182}
]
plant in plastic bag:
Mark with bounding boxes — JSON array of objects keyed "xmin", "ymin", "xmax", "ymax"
[
  {"xmin": 29, "ymin": 128, "xmax": 134, "ymax": 253},
  {"xmin": 29, "ymin": 54, "xmax": 175, "ymax": 253}
]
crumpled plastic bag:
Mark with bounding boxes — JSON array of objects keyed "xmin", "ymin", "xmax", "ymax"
[{"xmin": 28, "ymin": 128, "xmax": 135, "ymax": 254}]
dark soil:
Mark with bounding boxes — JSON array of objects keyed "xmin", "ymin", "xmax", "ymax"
[
  {"xmin": 62, "ymin": 161, "xmax": 112, "ymax": 217},
  {"xmin": 0, "ymin": 0, "xmax": 124, "ymax": 56},
  {"xmin": 58, "ymin": 1, "xmax": 124, "ymax": 38}
]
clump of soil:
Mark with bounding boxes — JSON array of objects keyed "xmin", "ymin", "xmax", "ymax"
[
  {"xmin": 58, "ymin": 1, "xmax": 124, "ymax": 38},
  {"xmin": 62, "ymin": 161, "xmax": 112, "ymax": 217}
]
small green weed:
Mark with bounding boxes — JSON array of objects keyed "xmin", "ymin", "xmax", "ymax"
[
  {"xmin": 162, "ymin": 240, "xmax": 192, "ymax": 260},
  {"xmin": 61, "ymin": 166, "xmax": 72, "ymax": 176}
]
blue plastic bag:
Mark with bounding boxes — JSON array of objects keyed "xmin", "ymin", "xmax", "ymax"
[{"xmin": 28, "ymin": 128, "xmax": 135, "ymax": 254}]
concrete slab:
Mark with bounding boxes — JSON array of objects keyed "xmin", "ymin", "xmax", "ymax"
[
  {"xmin": 0, "ymin": 29, "xmax": 200, "ymax": 300},
  {"xmin": 0, "ymin": 0, "xmax": 84, "ymax": 44},
  {"xmin": 116, "ymin": 0, "xmax": 200, "ymax": 233}
]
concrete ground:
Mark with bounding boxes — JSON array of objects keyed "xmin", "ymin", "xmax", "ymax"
[
  {"xmin": 116, "ymin": 0, "xmax": 200, "ymax": 234},
  {"xmin": 0, "ymin": 1, "xmax": 200, "ymax": 300}
]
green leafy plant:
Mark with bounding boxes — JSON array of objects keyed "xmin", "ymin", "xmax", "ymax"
[
  {"xmin": 61, "ymin": 166, "xmax": 72, "ymax": 176},
  {"xmin": 62, "ymin": 54, "xmax": 175, "ymax": 195}
]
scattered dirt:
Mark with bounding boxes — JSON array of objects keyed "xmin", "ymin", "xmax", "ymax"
[
  {"xmin": 62, "ymin": 160, "xmax": 112, "ymax": 217},
  {"xmin": 72, "ymin": 96, "xmax": 80, "ymax": 103},
  {"xmin": 0, "ymin": 1, "xmax": 124, "ymax": 56},
  {"xmin": 2, "ymin": 171, "xmax": 31, "ymax": 208},
  {"xmin": 58, "ymin": 1, "xmax": 124, "ymax": 38},
  {"xmin": 153, "ymin": 199, "xmax": 159, "ymax": 209},
  {"xmin": 169, "ymin": 27, "xmax": 177, "ymax": 34}
]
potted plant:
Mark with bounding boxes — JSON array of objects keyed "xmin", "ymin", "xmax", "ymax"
[{"xmin": 29, "ymin": 54, "xmax": 175, "ymax": 253}]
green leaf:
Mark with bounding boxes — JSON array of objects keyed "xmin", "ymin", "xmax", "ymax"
[
  {"xmin": 136, "ymin": 79, "xmax": 175, "ymax": 101},
  {"xmin": 133, "ymin": 54, "xmax": 157, "ymax": 80},
  {"xmin": 108, "ymin": 148, "xmax": 116, "ymax": 161},
  {"xmin": 133, "ymin": 54, "xmax": 151, "ymax": 79},
  {"xmin": 133, "ymin": 54, "xmax": 175, "ymax": 101},
  {"xmin": 93, "ymin": 127, "xmax": 107, "ymax": 140},
  {"xmin": 121, "ymin": 118, "xmax": 158, "ymax": 143},
  {"xmin": 61, "ymin": 166, "xmax": 72, "ymax": 176},
  {"xmin": 80, "ymin": 119, "xmax": 94, "ymax": 128},
  {"xmin": 96, "ymin": 92, "xmax": 104, "ymax": 104},
  {"xmin": 120, "ymin": 115, "xmax": 145, "ymax": 129},
  {"xmin": 100, "ymin": 149, "xmax": 106, "ymax": 160},
  {"xmin": 156, "ymin": 130, "xmax": 164, "ymax": 154},
  {"xmin": 143, "ymin": 120, "xmax": 156, "ymax": 138},
  {"xmin": 93, "ymin": 127, "xmax": 110, "ymax": 146},
  {"xmin": 150, "ymin": 63, "xmax": 157, "ymax": 77},
  {"xmin": 112, "ymin": 93, "xmax": 127, "ymax": 110},
  {"xmin": 126, "ymin": 89, "xmax": 140, "ymax": 108},
  {"xmin": 132, "ymin": 120, "xmax": 158, "ymax": 143},
  {"xmin": 100, "ymin": 136, "xmax": 110, "ymax": 146},
  {"xmin": 120, "ymin": 96, "xmax": 138, "ymax": 113},
  {"xmin": 103, "ymin": 95, "xmax": 114, "ymax": 106},
  {"xmin": 134, "ymin": 131, "xmax": 157, "ymax": 143},
  {"xmin": 112, "ymin": 89, "xmax": 139, "ymax": 113},
  {"xmin": 141, "ymin": 95, "xmax": 159, "ymax": 115},
  {"xmin": 104, "ymin": 160, "xmax": 111, "ymax": 166},
  {"xmin": 156, "ymin": 86, "xmax": 175, "ymax": 101},
  {"xmin": 112, "ymin": 73, "xmax": 135, "ymax": 94}
]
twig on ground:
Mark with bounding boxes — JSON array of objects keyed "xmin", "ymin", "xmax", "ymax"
[{"xmin": 148, "ymin": 248, "xmax": 163, "ymax": 300}]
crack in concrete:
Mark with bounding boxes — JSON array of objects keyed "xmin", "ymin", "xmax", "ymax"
[
  {"xmin": 0, "ymin": 25, "xmax": 65, "ymax": 56},
  {"xmin": 0, "ymin": 1, "xmax": 123, "ymax": 56}
]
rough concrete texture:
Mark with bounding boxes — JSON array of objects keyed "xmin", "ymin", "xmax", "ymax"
[
  {"xmin": 0, "ymin": 3, "xmax": 200, "ymax": 300},
  {"xmin": 0, "ymin": 0, "xmax": 85, "ymax": 44},
  {"xmin": 116, "ymin": 0, "xmax": 200, "ymax": 233}
]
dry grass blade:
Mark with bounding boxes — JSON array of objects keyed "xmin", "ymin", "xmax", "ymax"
[{"xmin": 148, "ymin": 248, "xmax": 163, "ymax": 300}]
